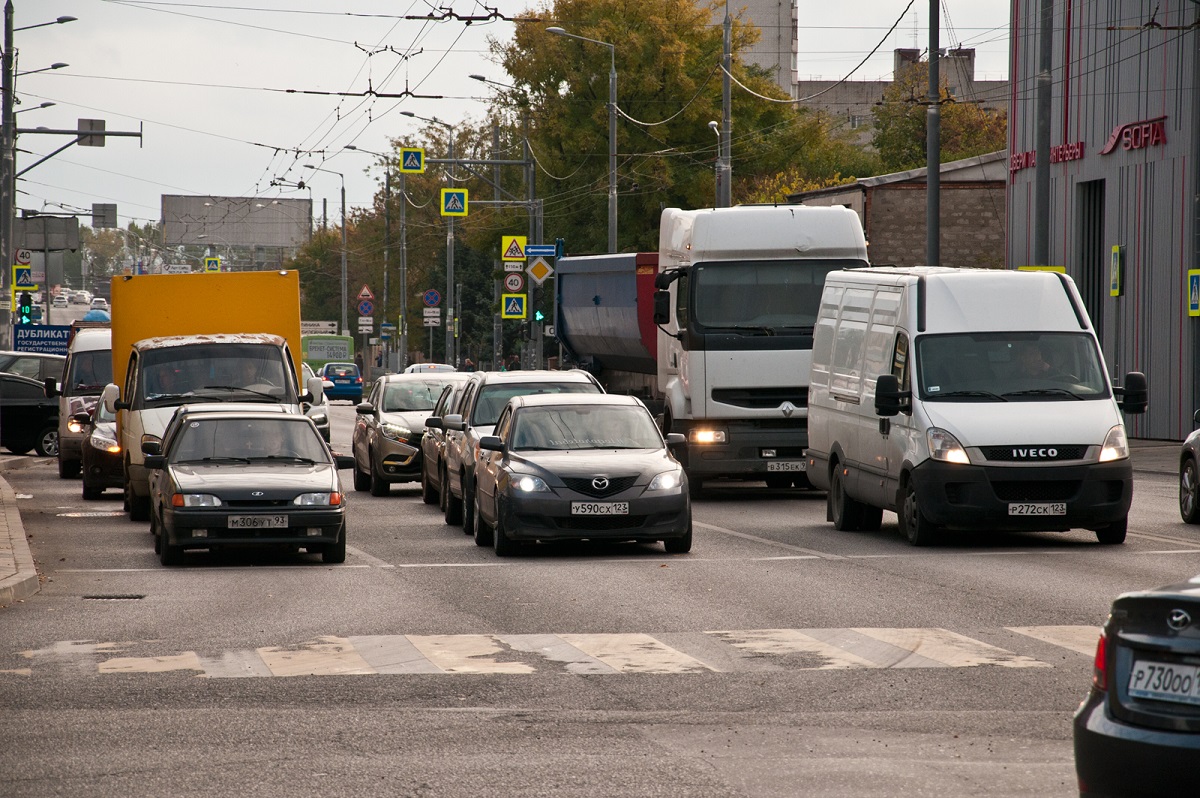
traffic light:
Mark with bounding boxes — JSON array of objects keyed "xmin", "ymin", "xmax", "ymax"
[
  {"xmin": 534, "ymin": 309, "xmax": 545, "ymax": 323},
  {"xmin": 17, "ymin": 292, "xmax": 33, "ymax": 325}
]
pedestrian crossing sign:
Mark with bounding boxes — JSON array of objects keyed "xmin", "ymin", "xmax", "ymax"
[
  {"xmin": 400, "ymin": 147, "xmax": 425, "ymax": 173},
  {"xmin": 501, "ymin": 293, "xmax": 526, "ymax": 319},
  {"xmin": 441, "ymin": 188, "xmax": 468, "ymax": 217},
  {"xmin": 501, "ymin": 235, "xmax": 526, "ymax": 261},
  {"xmin": 1188, "ymin": 270, "xmax": 1200, "ymax": 317},
  {"xmin": 204, "ymin": 257, "xmax": 221, "ymax": 273}
]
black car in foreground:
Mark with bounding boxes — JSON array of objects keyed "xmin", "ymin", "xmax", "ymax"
[
  {"xmin": 80, "ymin": 403, "xmax": 123, "ymax": 499},
  {"xmin": 145, "ymin": 410, "xmax": 352, "ymax": 566},
  {"xmin": 472, "ymin": 393, "xmax": 691, "ymax": 556},
  {"xmin": 1073, "ymin": 576, "xmax": 1200, "ymax": 796},
  {"xmin": 0, "ymin": 372, "xmax": 59, "ymax": 456}
]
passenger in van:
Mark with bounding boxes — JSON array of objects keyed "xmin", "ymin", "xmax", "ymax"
[{"xmin": 1013, "ymin": 342, "xmax": 1070, "ymax": 380}]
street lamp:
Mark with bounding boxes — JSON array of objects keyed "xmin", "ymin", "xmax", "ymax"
[
  {"xmin": 547, "ymin": 26, "xmax": 617, "ymax": 253},
  {"xmin": 14, "ymin": 101, "xmax": 53, "ymax": 114},
  {"xmin": 344, "ymin": 144, "xmax": 404, "ymax": 370},
  {"xmin": 303, "ymin": 163, "xmax": 348, "ymax": 337},
  {"xmin": 16, "ymin": 62, "xmax": 66, "ymax": 77},
  {"xmin": 401, "ymin": 110, "xmax": 457, "ymax": 365}
]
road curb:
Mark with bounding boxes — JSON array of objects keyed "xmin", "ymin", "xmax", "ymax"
[{"xmin": 0, "ymin": 474, "xmax": 39, "ymax": 607}]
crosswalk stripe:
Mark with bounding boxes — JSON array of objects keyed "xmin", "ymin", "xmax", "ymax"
[
  {"xmin": 557, "ymin": 633, "xmax": 716, "ymax": 674},
  {"xmin": 197, "ymin": 650, "xmax": 274, "ymax": 678},
  {"xmin": 1005, "ymin": 625, "xmax": 1101, "ymax": 656},
  {"xmin": 707, "ymin": 629, "xmax": 882, "ymax": 669},
  {"xmin": 98, "ymin": 652, "xmax": 203, "ymax": 674},
  {"xmin": 349, "ymin": 635, "xmax": 445, "ymax": 674},
  {"xmin": 257, "ymin": 636, "xmax": 375, "ymax": 676},
  {"xmin": 852, "ymin": 628, "xmax": 1050, "ymax": 669},
  {"xmin": 406, "ymin": 634, "xmax": 535, "ymax": 674},
  {"xmin": 499, "ymin": 634, "xmax": 618, "ymax": 675}
]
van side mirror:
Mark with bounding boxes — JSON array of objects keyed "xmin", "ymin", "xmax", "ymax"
[
  {"xmin": 144, "ymin": 455, "xmax": 166, "ymax": 470},
  {"xmin": 653, "ymin": 290, "xmax": 672, "ymax": 326},
  {"xmin": 1117, "ymin": 371, "xmax": 1148, "ymax": 414},
  {"xmin": 875, "ymin": 374, "xmax": 908, "ymax": 417},
  {"xmin": 141, "ymin": 440, "xmax": 162, "ymax": 456}
]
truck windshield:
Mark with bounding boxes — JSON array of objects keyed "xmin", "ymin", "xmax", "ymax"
[
  {"xmin": 692, "ymin": 260, "xmax": 864, "ymax": 331},
  {"xmin": 138, "ymin": 344, "xmax": 296, "ymax": 408},
  {"xmin": 916, "ymin": 332, "xmax": 1110, "ymax": 402}
]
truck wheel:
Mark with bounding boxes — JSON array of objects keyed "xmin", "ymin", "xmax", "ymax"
[
  {"xmin": 1095, "ymin": 517, "xmax": 1127, "ymax": 545},
  {"xmin": 830, "ymin": 467, "xmax": 865, "ymax": 531},
  {"xmin": 59, "ymin": 457, "xmax": 81, "ymax": 479},
  {"xmin": 901, "ymin": 479, "xmax": 939, "ymax": 546},
  {"xmin": 1181, "ymin": 458, "xmax": 1200, "ymax": 524},
  {"xmin": 34, "ymin": 426, "xmax": 58, "ymax": 458}
]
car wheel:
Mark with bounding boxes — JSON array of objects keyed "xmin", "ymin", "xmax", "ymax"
[
  {"xmin": 901, "ymin": 478, "xmax": 939, "ymax": 546},
  {"xmin": 421, "ymin": 464, "xmax": 438, "ymax": 505},
  {"xmin": 5, "ymin": 440, "xmax": 32, "ymax": 456},
  {"xmin": 664, "ymin": 521, "xmax": 693, "ymax": 554},
  {"xmin": 369, "ymin": 453, "xmax": 390, "ymax": 497},
  {"xmin": 150, "ymin": 510, "xmax": 162, "ymax": 553},
  {"xmin": 444, "ymin": 472, "xmax": 463, "ymax": 526},
  {"xmin": 472, "ymin": 492, "xmax": 493, "ymax": 547},
  {"xmin": 764, "ymin": 474, "xmax": 791, "ymax": 489},
  {"xmin": 59, "ymin": 457, "xmax": 81, "ymax": 479},
  {"xmin": 438, "ymin": 465, "xmax": 449, "ymax": 513},
  {"xmin": 159, "ymin": 529, "xmax": 183, "ymax": 566},
  {"xmin": 34, "ymin": 426, "xmax": 58, "ymax": 458},
  {"xmin": 687, "ymin": 474, "xmax": 704, "ymax": 499},
  {"xmin": 352, "ymin": 454, "xmax": 370, "ymax": 492},
  {"xmin": 829, "ymin": 466, "xmax": 864, "ymax": 531},
  {"xmin": 323, "ymin": 524, "xmax": 347, "ymax": 564},
  {"xmin": 461, "ymin": 477, "xmax": 475, "ymax": 533},
  {"xmin": 82, "ymin": 480, "xmax": 103, "ymax": 500},
  {"xmin": 493, "ymin": 502, "xmax": 518, "ymax": 557},
  {"xmin": 1096, "ymin": 517, "xmax": 1128, "ymax": 545},
  {"xmin": 1181, "ymin": 458, "xmax": 1200, "ymax": 524}
]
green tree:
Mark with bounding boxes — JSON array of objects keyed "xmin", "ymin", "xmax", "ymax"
[{"xmin": 872, "ymin": 60, "xmax": 1007, "ymax": 172}]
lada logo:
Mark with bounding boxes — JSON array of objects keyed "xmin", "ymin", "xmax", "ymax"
[
  {"xmin": 252, "ymin": 491, "xmax": 264, "ymax": 497},
  {"xmin": 1168, "ymin": 609, "xmax": 1192, "ymax": 631},
  {"xmin": 1012, "ymin": 448, "xmax": 1058, "ymax": 459}
]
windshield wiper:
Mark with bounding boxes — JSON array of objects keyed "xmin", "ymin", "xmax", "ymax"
[
  {"xmin": 247, "ymin": 455, "xmax": 319, "ymax": 464},
  {"xmin": 1002, "ymin": 388, "xmax": 1084, "ymax": 400},
  {"xmin": 927, "ymin": 390, "xmax": 1008, "ymax": 402},
  {"xmin": 147, "ymin": 392, "xmax": 196, "ymax": 402},
  {"xmin": 199, "ymin": 385, "xmax": 280, "ymax": 400},
  {"xmin": 190, "ymin": 456, "xmax": 251, "ymax": 464}
]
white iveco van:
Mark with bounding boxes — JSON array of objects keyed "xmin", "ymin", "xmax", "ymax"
[{"xmin": 806, "ymin": 267, "xmax": 1147, "ymax": 546}]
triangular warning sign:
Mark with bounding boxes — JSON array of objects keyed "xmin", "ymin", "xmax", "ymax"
[
  {"xmin": 445, "ymin": 193, "xmax": 464, "ymax": 212},
  {"xmin": 503, "ymin": 239, "xmax": 524, "ymax": 259},
  {"xmin": 403, "ymin": 152, "xmax": 421, "ymax": 169},
  {"xmin": 505, "ymin": 297, "xmax": 523, "ymax": 315}
]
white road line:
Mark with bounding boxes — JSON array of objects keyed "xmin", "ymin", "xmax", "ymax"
[
  {"xmin": 557, "ymin": 633, "xmax": 718, "ymax": 673},
  {"xmin": 406, "ymin": 634, "xmax": 535, "ymax": 674},
  {"xmin": 707, "ymin": 629, "xmax": 881, "ymax": 669},
  {"xmin": 1006, "ymin": 626, "xmax": 1100, "ymax": 656},
  {"xmin": 694, "ymin": 521, "xmax": 844, "ymax": 559},
  {"xmin": 852, "ymin": 628, "xmax": 1050, "ymax": 669},
  {"xmin": 344, "ymin": 545, "xmax": 395, "ymax": 568},
  {"xmin": 257, "ymin": 636, "xmax": 376, "ymax": 676}
]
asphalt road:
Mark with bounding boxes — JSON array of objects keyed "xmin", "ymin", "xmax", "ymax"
[{"xmin": 1, "ymin": 402, "xmax": 1196, "ymax": 797}]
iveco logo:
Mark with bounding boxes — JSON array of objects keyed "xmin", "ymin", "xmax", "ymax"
[
  {"xmin": 1012, "ymin": 448, "xmax": 1058, "ymax": 459},
  {"xmin": 251, "ymin": 491, "xmax": 264, "ymax": 497},
  {"xmin": 592, "ymin": 477, "xmax": 609, "ymax": 491},
  {"xmin": 1168, "ymin": 609, "xmax": 1192, "ymax": 631},
  {"xmin": 781, "ymin": 402, "xmax": 796, "ymax": 418}
]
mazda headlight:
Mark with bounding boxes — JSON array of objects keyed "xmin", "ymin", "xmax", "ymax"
[
  {"xmin": 294, "ymin": 492, "xmax": 342, "ymax": 506},
  {"xmin": 648, "ymin": 467, "xmax": 684, "ymax": 491},
  {"xmin": 514, "ymin": 475, "xmax": 550, "ymax": 493},
  {"xmin": 927, "ymin": 427, "xmax": 969, "ymax": 464},
  {"xmin": 171, "ymin": 493, "xmax": 222, "ymax": 507},
  {"xmin": 1099, "ymin": 425, "xmax": 1129, "ymax": 462},
  {"xmin": 381, "ymin": 422, "xmax": 412, "ymax": 441}
]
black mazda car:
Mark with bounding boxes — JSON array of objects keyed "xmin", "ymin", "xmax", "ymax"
[{"xmin": 1073, "ymin": 576, "xmax": 1200, "ymax": 796}]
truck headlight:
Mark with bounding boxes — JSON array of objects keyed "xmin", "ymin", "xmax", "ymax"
[
  {"xmin": 171, "ymin": 493, "xmax": 222, "ymax": 507},
  {"xmin": 1099, "ymin": 425, "xmax": 1129, "ymax": 462},
  {"xmin": 927, "ymin": 427, "xmax": 969, "ymax": 464},
  {"xmin": 648, "ymin": 468, "xmax": 683, "ymax": 491},
  {"xmin": 689, "ymin": 428, "xmax": 726, "ymax": 444}
]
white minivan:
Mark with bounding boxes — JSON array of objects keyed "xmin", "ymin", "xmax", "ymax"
[{"xmin": 806, "ymin": 267, "xmax": 1147, "ymax": 546}]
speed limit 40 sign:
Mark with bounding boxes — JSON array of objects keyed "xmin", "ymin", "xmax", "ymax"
[{"xmin": 504, "ymin": 272, "xmax": 525, "ymax": 292}]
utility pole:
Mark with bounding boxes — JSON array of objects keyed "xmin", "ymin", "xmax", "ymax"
[
  {"xmin": 925, "ymin": 0, "xmax": 940, "ymax": 267},
  {"xmin": 718, "ymin": 6, "xmax": 732, "ymax": 208},
  {"xmin": 1033, "ymin": 0, "xmax": 1053, "ymax": 265},
  {"xmin": 1, "ymin": 1, "xmax": 13, "ymax": 301},
  {"xmin": 382, "ymin": 169, "xmax": 391, "ymax": 369},
  {"xmin": 399, "ymin": 172, "xmax": 408, "ymax": 370}
]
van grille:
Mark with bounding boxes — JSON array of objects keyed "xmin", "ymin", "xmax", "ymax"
[{"xmin": 981, "ymin": 445, "xmax": 1088, "ymax": 462}]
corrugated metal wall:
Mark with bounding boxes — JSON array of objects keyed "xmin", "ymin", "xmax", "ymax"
[{"xmin": 1008, "ymin": 0, "xmax": 1199, "ymax": 440}]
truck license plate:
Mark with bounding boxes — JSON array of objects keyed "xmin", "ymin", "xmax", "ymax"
[
  {"xmin": 1128, "ymin": 659, "xmax": 1200, "ymax": 706},
  {"xmin": 571, "ymin": 502, "xmax": 628, "ymax": 516},
  {"xmin": 228, "ymin": 515, "xmax": 288, "ymax": 529},
  {"xmin": 1007, "ymin": 503, "xmax": 1066, "ymax": 516},
  {"xmin": 767, "ymin": 461, "xmax": 806, "ymax": 472}
]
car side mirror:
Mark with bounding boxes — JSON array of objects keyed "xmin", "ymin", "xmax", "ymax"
[
  {"xmin": 443, "ymin": 414, "xmax": 466, "ymax": 432},
  {"xmin": 355, "ymin": 402, "xmax": 373, "ymax": 415},
  {"xmin": 144, "ymin": 455, "xmax": 166, "ymax": 470},
  {"xmin": 875, "ymin": 374, "xmax": 908, "ymax": 417},
  {"xmin": 1118, "ymin": 371, "xmax": 1148, "ymax": 415},
  {"xmin": 479, "ymin": 435, "xmax": 503, "ymax": 452},
  {"xmin": 72, "ymin": 412, "xmax": 92, "ymax": 425},
  {"xmin": 334, "ymin": 454, "xmax": 355, "ymax": 470},
  {"xmin": 425, "ymin": 416, "xmax": 444, "ymax": 429},
  {"xmin": 141, "ymin": 440, "xmax": 162, "ymax": 456},
  {"xmin": 43, "ymin": 378, "xmax": 58, "ymax": 398},
  {"xmin": 653, "ymin": 290, "xmax": 672, "ymax": 326},
  {"xmin": 665, "ymin": 432, "xmax": 686, "ymax": 447}
]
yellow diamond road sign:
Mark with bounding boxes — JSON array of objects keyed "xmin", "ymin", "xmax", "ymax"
[
  {"xmin": 501, "ymin": 235, "xmax": 526, "ymax": 261},
  {"xmin": 527, "ymin": 256, "xmax": 554, "ymax": 285}
]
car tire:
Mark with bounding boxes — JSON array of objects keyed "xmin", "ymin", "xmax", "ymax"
[
  {"xmin": 150, "ymin": 511, "xmax": 162, "ymax": 553},
  {"xmin": 59, "ymin": 457, "xmax": 81, "ymax": 479},
  {"xmin": 663, "ymin": 521, "xmax": 693, "ymax": 554},
  {"xmin": 901, "ymin": 478, "xmax": 939, "ymax": 546},
  {"xmin": 492, "ymin": 502, "xmax": 518, "ymax": 557},
  {"xmin": 443, "ymin": 473, "xmax": 463, "ymax": 526},
  {"xmin": 323, "ymin": 524, "xmax": 347, "ymax": 564},
  {"xmin": 421, "ymin": 464, "xmax": 438, "ymax": 505},
  {"xmin": 34, "ymin": 426, "xmax": 58, "ymax": 458},
  {"xmin": 829, "ymin": 466, "xmax": 865, "ymax": 531},
  {"xmin": 353, "ymin": 456, "xmax": 370, "ymax": 492},
  {"xmin": 5, "ymin": 440, "xmax": 32, "ymax": 456},
  {"xmin": 159, "ymin": 531, "xmax": 182, "ymax": 566},
  {"xmin": 1181, "ymin": 458, "xmax": 1200, "ymax": 524},
  {"xmin": 687, "ymin": 475, "xmax": 704, "ymax": 499},
  {"xmin": 82, "ymin": 481, "xmax": 104, "ymax": 500},
  {"xmin": 1096, "ymin": 517, "xmax": 1127, "ymax": 545},
  {"xmin": 461, "ymin": 477, "xmax": 475, "ymax": 533},
  {"xmin": 438, "ymin": 465, "xmax": 449, "ymax": 513},
  {"xmin": 369, "ymin": 454, "xmax": 389, "ymax": 497},
  {"xmin": 472, "ymin": 492, "xmax": 493, "ymax": 547}
]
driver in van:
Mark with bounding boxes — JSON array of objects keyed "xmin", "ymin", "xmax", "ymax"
[{"xmin": 1013, "ymin": 341, "xmax": 1068, "ymax": 380}]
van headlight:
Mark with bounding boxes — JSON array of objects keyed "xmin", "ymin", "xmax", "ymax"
[
  {"xmin": 927, "ymin": 427, "xmax": 970, "ymax": 464},
  {"xmin": 1099, "ymin": 425, "xmax": 1129, "ymax": 462},
  {"xmin": 648, "ymin": 467, "xmax": 683, "ymax": 491}
]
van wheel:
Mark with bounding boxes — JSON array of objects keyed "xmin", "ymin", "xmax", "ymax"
[
  {"xmin": 1180, "ymin": 458, "xmax": 1200, "ymax": 524},
  {"xmin": 830, "ymin": 468, "xmax": 865, "ymax": 531},
  {"xmin": 901, "ymin": 479, "xmax": 939, "ymax": 546},
  {"xmin": 1096, "ymin": 517, "xmax": 1127, "ymax": 545}
]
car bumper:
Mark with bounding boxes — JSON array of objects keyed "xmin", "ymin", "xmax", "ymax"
[
  {"xmin": 163, "ymin": 507, "xmax": 346, "ymax": 549},
  {"xmin": 374, "ymin": 437, "xmax": 423, "ymax": 482},
  {"xmin": 1073, "ymin": 690, "xmax": 1200, "ymax": 796},
  {"xmin": 671, "ymin": 418, "xmax": 808, "ymax": 478},
  {"xmin": 325, "ymin": 386, "xmax": 363, "ymax": 401},
  {"xmin": 82, "ymin": 445, "xmax": 124, "ymax": 489},
  {"xmin": 911, "ymin": 458, "xmax": 1132, "ymax": 532},
  {"xmin": 499, "ymin": 489, "xmax": 690, "ymax": 543}
]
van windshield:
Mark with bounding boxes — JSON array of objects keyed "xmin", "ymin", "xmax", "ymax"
[
  {"xmin": 137, "ymin": 344, "xmax": 297, "ymax": 409},
  {"xmin": 65, "ymin": 349, "xmax": 113, "ymax": 396},
  {"xmin": 692, "ymin": 260, "xmax": 866, "ymax": 332},
  {"xmin": 916, "ymin": 332, "xmax": 1110, "ymax": 402}
]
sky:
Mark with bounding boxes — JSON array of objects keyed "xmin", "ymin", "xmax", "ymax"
[{"xmin": 16, "ymin": 1, "xmax": 1011, "ymax": 233}]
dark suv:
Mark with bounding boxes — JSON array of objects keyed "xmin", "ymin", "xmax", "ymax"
[
  {"xmin": 428, "ymin": 369, "xmax": 603, "ymax": 534},
  {"xmin": 0, "ymin": 373, "xmax": 59, "ymax": 456}
]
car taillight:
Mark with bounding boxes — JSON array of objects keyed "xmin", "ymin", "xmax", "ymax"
[
  {"xmin": 354, "ymin": 377, "xmax": 362, "ymax": 384},
  {"xmin": 1092, "ymin": 632, "xmax": 1107, "ymax": 690}
]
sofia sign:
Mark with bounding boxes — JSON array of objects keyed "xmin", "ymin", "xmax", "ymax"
[{"xmin": 1099, "ymin": 115, "xmax": 1167, "ymax": 155}]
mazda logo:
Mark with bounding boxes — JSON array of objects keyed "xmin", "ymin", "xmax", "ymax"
[
  {"xmin": 592, "ymin": 477, "xmax": 609, "ymax": 491},
  {"xmin": 251, "ymin": 491, "xmax": 264, "ymax": 497},
  {"xmin": 1168, "ymin": 608, "xmax": 1192, "ymax": 631}
]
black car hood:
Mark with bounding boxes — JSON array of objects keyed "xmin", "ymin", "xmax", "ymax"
[
  {"xmin": 169, "ymin": 463, "xmax": 340, "ymax": 498},
  {"xmin": 508, "ymin": 448, "xmax": 677, "ymax": 485}
]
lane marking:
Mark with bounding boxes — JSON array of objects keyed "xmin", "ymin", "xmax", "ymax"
[
  {"xmin": 258, "ymin": 636, "xmax": 375, "ymax": 676},
  {"xmin": 558, "ymin": 633, "xmax": 717, "ymax": 674},
  {"xmin": 694, "ymin": 521, "xmax": 844, "ymax": 560},
  {"xmin": 852, "ymin": 628, "xmax": 1049, "ymax": 669},
  {"xmin": 1006, "ymin": 626, "xmax": 1100, "ymax": 656},
  {"xmin": 406, "ymin": 634, "xmax": 535, "ymax": 674}
]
